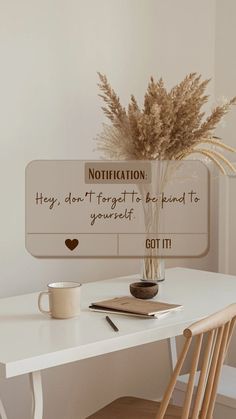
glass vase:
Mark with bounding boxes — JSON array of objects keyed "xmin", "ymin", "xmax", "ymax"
[{"xmin": 141, "ymin": 257, "xmax": 165, "ymax": 283}]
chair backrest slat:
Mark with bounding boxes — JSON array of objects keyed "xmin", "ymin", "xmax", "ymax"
[
  {"xmin": 200, "ymin": 325, "xmax": 225, "ymax": 418},
  {"xmin": 155, "ymin": 304, "xmax": 236, "ymax": 419},
  {"xmin": 205, "ymin": 321, "xmax": 231, "ymax": 419},
  {"xmin": 225, "ymin": 317, "xmax": 236, "ymax": 353},
  {"xmin": 181, "ymin": 334, "xmax": 203, "ymax": 419},
  {"xmin": 191, "ymin": 329, "xmax": 215, "ymax": 419},
  {"xmin": 156, "ymin": 338, "xmax": 192, "ymax": 419}
]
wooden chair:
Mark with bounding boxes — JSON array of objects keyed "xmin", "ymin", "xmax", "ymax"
[{"xmin": 86, "ymin": 303, "xmax": 236, "ymax": 419}]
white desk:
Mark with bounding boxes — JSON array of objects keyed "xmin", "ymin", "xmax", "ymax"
[{"xmin": 1, "ymin": 267, "xmax": 236, "ymax": 419}]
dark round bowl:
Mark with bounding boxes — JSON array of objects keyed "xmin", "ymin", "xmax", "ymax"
[{"xmin": 129, "ymin": 281, "xmax": 159, "ymax": 299}]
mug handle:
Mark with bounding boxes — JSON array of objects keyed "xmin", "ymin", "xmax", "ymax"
[{"xmin": 38, "ymin": 291, "xmax": 51, "ymax": 316}]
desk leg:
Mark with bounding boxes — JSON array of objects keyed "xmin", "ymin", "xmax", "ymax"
[
  {"xmin": 0, "ymin": 399, "xmax": 8, "ymax": 419},
  {"xmin": 168, "ymin": 337, "xmax": 178, "ymax": 371},
  {"xmin": 30, "ymin": 371, "xmax": 43, "ymax": 419},
  {"xmin": 168, "ymin": 337, "xmax": 178, "ymax": 404}
]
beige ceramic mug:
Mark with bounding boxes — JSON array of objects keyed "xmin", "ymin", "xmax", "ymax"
[{"xmin": 38, "ymin": 282, "xmax": 81, "ymax": 319}]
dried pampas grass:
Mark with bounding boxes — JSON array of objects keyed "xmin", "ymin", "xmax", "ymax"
[{"xmin": 96, "ymin": 72, "xmax": 236, "ymax": 174}]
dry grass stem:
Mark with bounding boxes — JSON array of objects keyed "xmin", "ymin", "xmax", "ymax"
[
  {"xmin": 199, "ymin": 138, "xmax": 236, "ymax": 153},
  {"xmin": 184, "ymin": 149, "xmax": 226, "ymax": 174}
]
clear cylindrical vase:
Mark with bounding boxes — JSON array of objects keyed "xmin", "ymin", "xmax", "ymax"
[{"xmin": 141, "ymin": 258, "xmax": 165, "ymax": 283}]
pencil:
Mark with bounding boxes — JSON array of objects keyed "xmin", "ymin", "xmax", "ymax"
[{"xmin": 105, "ymin": 315, "xmax": 119, "ymax": 332}]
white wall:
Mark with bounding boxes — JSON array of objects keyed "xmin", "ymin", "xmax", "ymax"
[
  {"xmin": 0, "ymin": 1, "xmax": 216, "ymax": 418},
  {"xmin": 215, "ymin": 0, "xmax": 236, "ymax": 366},
  {"xmin": 215, "ymin": 0, "xmax": 236, "ymax": 149}
]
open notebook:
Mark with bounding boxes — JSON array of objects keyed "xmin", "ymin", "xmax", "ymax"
[{"xmin": 89, "ymin": 296, "xmax": 183, "ymax": 318}]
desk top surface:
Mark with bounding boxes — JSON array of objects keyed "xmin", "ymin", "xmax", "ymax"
[{"xmin": 0, "ymin": 267, "xmax": 236, "ymax": 378}]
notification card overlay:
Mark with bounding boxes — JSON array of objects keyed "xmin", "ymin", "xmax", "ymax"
[{"xmin": 25, "ymin": 160, "xmax": 209, "ymax": 258}]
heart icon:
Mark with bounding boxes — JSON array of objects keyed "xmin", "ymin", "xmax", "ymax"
[{"xmin": 65, "ymin": 239, "xmax": 79, "ymax": 251}]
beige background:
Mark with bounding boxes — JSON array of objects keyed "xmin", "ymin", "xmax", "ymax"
[{"xmin": 1, "ymin": 0, "xmax": 235, "ymax": 418}]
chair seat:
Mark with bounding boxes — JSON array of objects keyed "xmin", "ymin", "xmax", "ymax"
[{"xmin": 86, "ymin": 396, "xmax": 183, "ymax": 419}]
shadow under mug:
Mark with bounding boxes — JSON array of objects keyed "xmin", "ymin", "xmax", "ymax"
[{"xmin": 38, "ymin": 282, "xmax": 81, "ymax": 319}]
